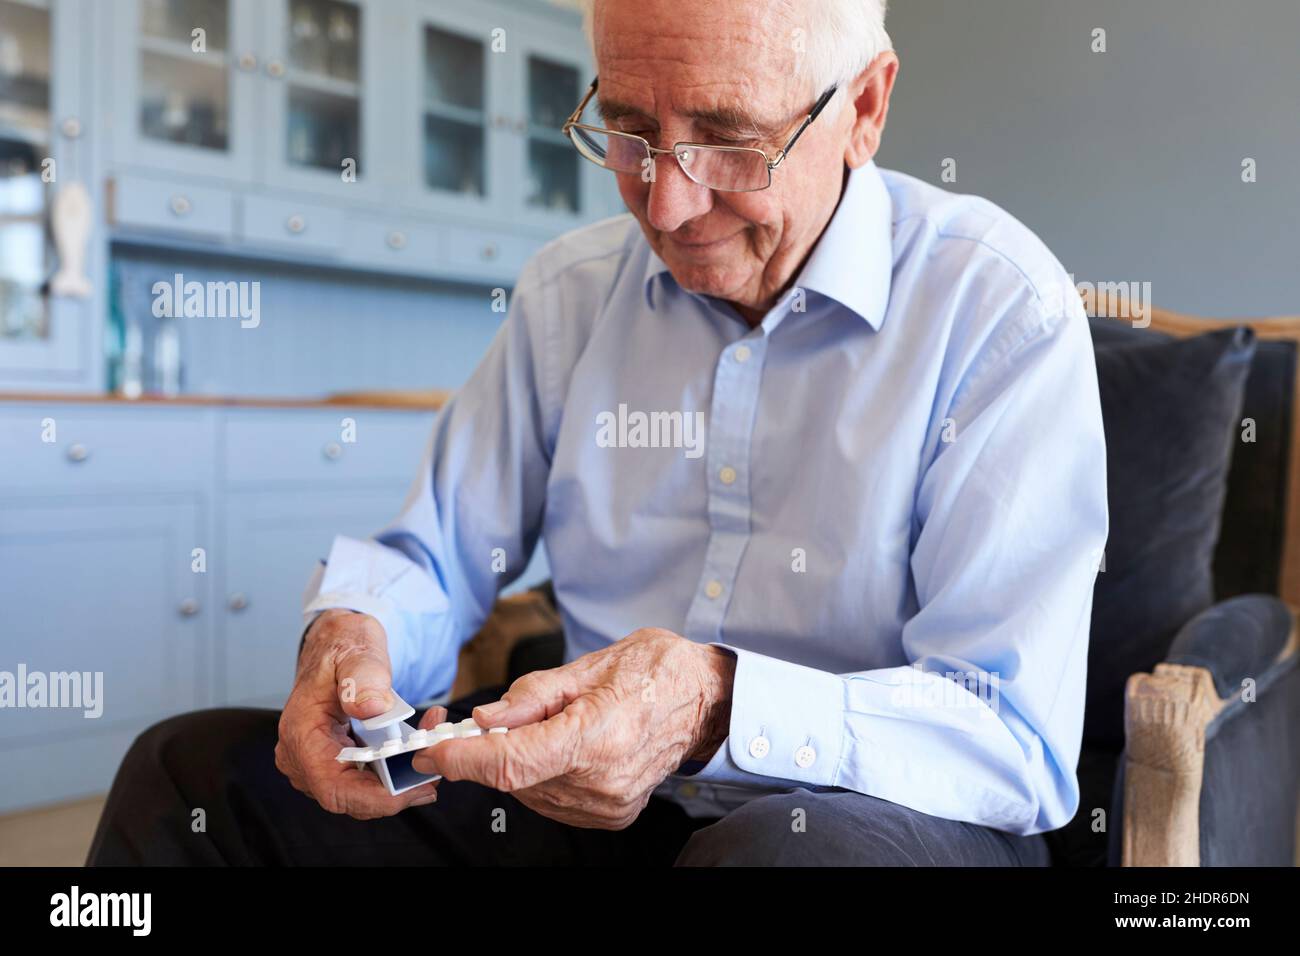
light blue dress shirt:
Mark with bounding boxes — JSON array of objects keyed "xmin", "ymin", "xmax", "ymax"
[{"xmin": 304, "ymin": 161, "xmax": 1108, "ymax": 836}]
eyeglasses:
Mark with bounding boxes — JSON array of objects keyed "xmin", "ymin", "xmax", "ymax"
[{"xmin": 561, "ymin": 77, "xmax": 838, "ymax": 193}]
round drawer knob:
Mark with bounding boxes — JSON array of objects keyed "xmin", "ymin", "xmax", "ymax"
[
  {"xmin": 481, "ymin": 242, "xmax": 498, "ymax": 261},
  {"xmin": 179, "ymin": 599, "xmax": 200, "ymax": 617},
  {"xmin": 286, "ymin": 214, "xmax": 306, "ymax": 234},
  {"xmin": 66, "ymin": 443, "xmax": 89, "ymax": 463},
  {"xmin": 386, "ymin": 230, "xmax": 407, "ymax": 250},
  {"xmin": 228, "ymin": 592, "xmax": 249, "ymax": 612},
  {"xmin": 169, "ymin": 195, "xmax": 192, "ymax": 217},
  {"xmin": 266, "ymin": 60, "xmax": 285, "ymax": 78},
  {"xmin": 322, "ymin": 442, "xmax": 343, "ymax": 461}
]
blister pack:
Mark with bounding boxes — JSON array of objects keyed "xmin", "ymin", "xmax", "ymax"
[{"xmin": 335, "ymin": 694, "xmax": 507, "ymax": 795}]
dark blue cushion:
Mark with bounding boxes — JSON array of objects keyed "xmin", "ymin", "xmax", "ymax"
[
  {"xmin": 1213, "ymin": 338, "xmax": 1296, "ymax": 599},
  {"xmin": 1084, "ymin": 320, "xmax": 1256, "ymax": 749}
]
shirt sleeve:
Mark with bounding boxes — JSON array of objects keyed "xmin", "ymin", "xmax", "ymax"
[
  {"xmin": 302, "ymin": 256, "xmax": 558, "ymax": 703},
  {"xmin": 689, "ymin": 300, "xmax": 1109, "ymax": 836}
]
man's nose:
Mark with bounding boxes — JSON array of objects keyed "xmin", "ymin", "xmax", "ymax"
[{"xmin": 644, "ymin": 151, "xmax": 714, "ymax": 234}]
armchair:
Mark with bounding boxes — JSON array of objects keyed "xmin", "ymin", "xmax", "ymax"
[{"xmin": 1089, "ymin": 299, "xmax": 1300, "ymax": 867}]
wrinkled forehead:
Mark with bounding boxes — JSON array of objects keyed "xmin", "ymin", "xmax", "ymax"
[{"xmin": 590, "ymin": 0, "xmax": 805, "ymax": 130}]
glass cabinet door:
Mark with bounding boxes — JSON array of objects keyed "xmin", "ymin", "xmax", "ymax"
[
  {"xmin": 0, "ymin": 0, "xmax": 86, "ymax": 384},
  {"xmin": 420, "ymin": 16, "xmax": 493, "ymax": 213},
  {"xmin": 122, "ymin": 0, "xmax": 255, "ymax": 179},
  {"xmin": 0, "ymin": 0, "xmax": 52, "ymax": 347},
  {"xmin": 261, "ymin": 0, "xmax": 375, "ymax": 192},
  {"xmin": 510, "ymin": 25, "xmax": 617, "ymax": 227},
  {"xmin": 523, "ymin": 53, "xmax": 581, "ymax": 216},
  {"xmin": 138, "ymin": 0, "xmax": 231, "ymax": 150}
]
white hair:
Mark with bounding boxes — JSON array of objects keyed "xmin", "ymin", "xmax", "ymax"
[{"xmin": 573, "ymin": 0, "xmax": 892, "ymax": 103}]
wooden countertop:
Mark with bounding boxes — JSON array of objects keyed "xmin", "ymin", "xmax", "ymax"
[{"xmin": 0, "ymin": 389, "xmax": 452, "ymax": 411}]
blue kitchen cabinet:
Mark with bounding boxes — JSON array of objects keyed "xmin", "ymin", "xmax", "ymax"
[
  {"xmin": 108, "ymin": 0, "xmax": 401, "ymax": 197},
  {"xmin": 256, "ymin": 0, "xmax": 397, "ymax": 205},
  {"xmin": 215, "ymin": 406, "xmax": 436, "ymax": 707},
  {"xmin": 0, "ymin": 495, "xmax": 209, "ymax": 812},
  {"xmin": 0, "ymin": 0, "xmax": 101, "ymax": 391},
  {"xmin": 0, "ymin": 401, "xmax": 215, "ymax": 812},
  {"xmin": 0, "ymin": 400, "xmax": 441, "ymax": 810},
  {"xmin": 106, "ymin": 0, "xmax": 261, "ymax": 182},
  {"xmin": 507, "ymin": 9, "xmax": 608, "ymax": 232},
  {"xmin": 406, "ymin": 0, "xmax": 601, "ymax": 229},
  {"xmin": 100, "ymin": 0, "xmax": 616, "ymax": 285},
  {"xmin": 405, "ymin": 0, "xmax": 513, "ymax": 225}
]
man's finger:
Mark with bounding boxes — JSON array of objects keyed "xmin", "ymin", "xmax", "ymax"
[
  {"xmin": 300, "ymin": 719, "xmax": 438, "ymax": 817},
  {"xmin": 412, "ymin": 709, "xmax": 580, "ymax": 791},
  {"xmin": 303, "ymin": 754, "xmax": 438, "ymax": 818},
  {"xmin": 471, "ymin": 667, "xmax": 580, "ymax": 728}
]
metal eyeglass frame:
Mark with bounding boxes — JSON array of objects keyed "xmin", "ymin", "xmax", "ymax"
[{"xmin": 561, "ymin": 77, "xmax": 839, "ymax": 193}]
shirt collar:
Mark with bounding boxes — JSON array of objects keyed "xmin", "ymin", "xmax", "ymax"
[{"xmin": 641, "ymin": 160, "xmax": 894, "ymax": 329}]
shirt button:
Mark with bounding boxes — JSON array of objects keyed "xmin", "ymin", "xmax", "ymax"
[
  {"xmin": 718, "ymin": 466, "xmax": 736, "ymax": 485},
  {"xmin": 794, "ymin": 745, "xmax": 817, "ymax": 769},
  {"xmin": 734, "ymin": 345, "xmax": 752, "ymax": 363},
  {"xmin": 749, "ymin": 735, "xmax": 770, "ymax": 759},
  {"xmin": 704, "ymin": 580, "xmax": 723, "ymax": 599}
]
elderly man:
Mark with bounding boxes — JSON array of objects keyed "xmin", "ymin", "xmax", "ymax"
[{"xmin": 90, "ymin": 0, "xmax": 1107, "ymax": 866}]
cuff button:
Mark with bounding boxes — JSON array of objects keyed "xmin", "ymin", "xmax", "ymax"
[
  {"xmin": 794, "ymin": 745, "xmax": 817, "ymax": 769},
  {"xmin": 748, "ymin": 735, "xmax": 771, "ymax": 759}
]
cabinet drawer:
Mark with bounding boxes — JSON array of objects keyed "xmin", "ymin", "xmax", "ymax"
[
  {"xmin": 241, "ymin": 196, "xmax": 345, "ymax": 252},
  {"xmin": 221, "ymin": 410, "xmax": 435, "ymax": 485},
  {"xmin": 442, "ymin": 227, "xmax": 543, "ymax": 279},
  {"xmin": 112, "ymin": 174, "xmax": 235, "ymax": 240},
  {"xmin": 0, "ymin": 406, "xmax": 212, "ymax": 492},
  {"xmin": 343, "ymin": 216, "xmax": 442, "ymax": 273}
]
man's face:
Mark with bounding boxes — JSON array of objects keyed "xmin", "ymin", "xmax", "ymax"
[{"xmin": 591, "ymin": 0, "xmax": 855, "ymax": 319}]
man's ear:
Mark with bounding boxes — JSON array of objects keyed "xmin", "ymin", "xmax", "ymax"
[{"xmin": 844, "ymin": 51, "xmax": 899, "ymax": 169}]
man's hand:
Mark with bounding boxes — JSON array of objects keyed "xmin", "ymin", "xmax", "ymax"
[
  {"xmin": 275, "ymin": 608, "xmax": 443, "ymax": 819},
  {"xmin": 411, "ymin": 628, "xmax": 735, "ymax": 830}
]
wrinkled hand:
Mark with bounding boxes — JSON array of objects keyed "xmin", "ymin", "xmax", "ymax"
[
  {"xmin": 412, "ymin": 627, "xmax": 735, "ymax": 829},
  {"xmin": 275, "ymin": 609, "xmax": 444, "ymax": 819}
]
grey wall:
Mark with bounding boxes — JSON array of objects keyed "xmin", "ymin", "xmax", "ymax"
[{"xmin": 875, "ymin": 0, "xmax": 1300, "ymax": 317}]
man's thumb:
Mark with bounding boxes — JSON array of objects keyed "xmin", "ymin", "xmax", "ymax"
[{"xmin": 336, "ymin": 649, "xmax": 393, "ymax": 720}]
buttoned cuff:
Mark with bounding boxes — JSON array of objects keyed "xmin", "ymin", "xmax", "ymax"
[{"xmin": 690, "ymin": 644, "xmax": 845, "ymax": 789}]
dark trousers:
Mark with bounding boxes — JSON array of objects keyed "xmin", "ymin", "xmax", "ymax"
[{"xmin": 87, "ymin": 688, "xmax": 1052, "ymax": 866}]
